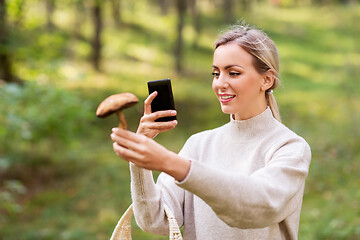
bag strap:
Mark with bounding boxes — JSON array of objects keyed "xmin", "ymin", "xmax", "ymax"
[{"xmin": 110, "ymin": 203, "xmax": 183, "ymax": 240}]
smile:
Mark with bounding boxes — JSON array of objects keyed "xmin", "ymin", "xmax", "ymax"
[{"xmin": 219, "ymin": 94, "xmax": 235, "ymax": 103}]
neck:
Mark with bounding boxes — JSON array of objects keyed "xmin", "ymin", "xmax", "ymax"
[
  {"xmin": 232, "ymin": 104, "xmax": 268, "ymax": 121},
  {"xmin": 228, "ymin": 107, "xmax": 276, "ymax": 141}
]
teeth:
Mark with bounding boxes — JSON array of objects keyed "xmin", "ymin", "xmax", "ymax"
[{"xmin": 221, "ymin": 95, "xmax": 235, "ymax": 99}]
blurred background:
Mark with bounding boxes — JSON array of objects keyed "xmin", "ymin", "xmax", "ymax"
[{"xmin": 0, "ymin": 0, "xmax": 359, "ymax": 239}]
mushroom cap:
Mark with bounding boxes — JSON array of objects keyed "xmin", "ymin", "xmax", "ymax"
[{"xmin": 96, "ymin": 92, "xmax": 139, "ymax": 118}]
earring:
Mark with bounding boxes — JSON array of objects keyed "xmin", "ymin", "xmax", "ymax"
[{"xmin": 266, "ymin": 89, "xmax": 273, "ymax": 95}]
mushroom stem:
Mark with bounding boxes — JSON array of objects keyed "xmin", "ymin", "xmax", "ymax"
[{"xmin": 117, "ymin": 111, "xmax": 128, "ymax": 129}]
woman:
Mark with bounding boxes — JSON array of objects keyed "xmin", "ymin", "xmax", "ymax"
[{"xmin": 110, "ymin": 23, "xmax": 311, "ymax": 239}]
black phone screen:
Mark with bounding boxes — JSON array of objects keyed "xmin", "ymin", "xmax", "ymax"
[{"xmin": 147, "ymin": 79, "xmax": 176, "ymax": 122}]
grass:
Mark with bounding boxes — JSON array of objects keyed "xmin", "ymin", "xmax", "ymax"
[{"xmin": 1, "ymin": 2, "xmax": 360, "ymax": 239}]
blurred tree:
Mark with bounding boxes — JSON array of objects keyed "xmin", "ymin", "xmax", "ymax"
[
  {"xmin": 310, "ymin": 0, "xmax": 357, "ymax": 5},
  {"xmin": 91, "ymin": 0, "xmax": 103, "ymax": 71},
  {"xmin": 189, "ymin": 0, "xmax": 201, "ymax": 48},
  {"xmin": 159, "ymin": 0, "xmax": 170, "ymax": 15},
  {"xmin": 339, "ymin": 0, "xmax": 357, "ymax": 4},
  {"xmin": 11, "ymin": 0, "xmax": 25, "ymax": 27},
  {"xmin": 73, "ymin": 0, "xmax": 86, "ymax": 40},
  {"xmin": 0, "ymin": 0, "xmax": 14, "ymax": 83},
  {"xmin": 240, "ymin": 0, "xmax": 251, "ymax": 10},
  {"xmin": 45, "ymin": 0, "xmax": 55, "ymax": 31},
  {"xmin": 110, "ymin": 0, "xmax": 122, "ymax": 27},
  {"xmin": 175, "ymin": 0, "xmax": 186, "ymax": 73},
  {"xmin": 224, "ymin": 0, "xmax": 234, "ymax": 23}
]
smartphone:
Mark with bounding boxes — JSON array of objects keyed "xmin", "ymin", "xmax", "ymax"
[{"xmin": 147, "ymin": 78, "xmax": 176, "ymax": 122}]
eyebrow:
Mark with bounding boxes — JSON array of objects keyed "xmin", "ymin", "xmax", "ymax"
[{"xmin": 212, "ymin": 64, "xmax": 244, "ymax": 70}]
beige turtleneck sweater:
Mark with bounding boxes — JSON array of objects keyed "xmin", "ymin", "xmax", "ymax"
[{"xmin": 130, "ymin": 107, "xmax": 311, "ymax": 239}]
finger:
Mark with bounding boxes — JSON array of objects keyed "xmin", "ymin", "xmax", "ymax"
[
  {"xmin": 113, "ymin": 142, "xmax": 142, "ymax": 161},
  {"xmin": 144, "ymin": 91, "xmax": 158, "ymax": 115},
  {"xmin": 147, "ymin": 120, "xmax": 178, "ymax": 130},
  {"xmin": 110, "ymin": 133, "xmax": 139, "ymax": 150},
  {"xmin": 142, "ymin": 110, "xmax": 177, "ymax": 122},
  {"xmin": 112, "ymin": 128, "xmax": 145, "ymax": 143}
]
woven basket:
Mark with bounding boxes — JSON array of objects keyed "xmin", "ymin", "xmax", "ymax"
[{"xmin": 110, "ymin": 203, "xmax": 183, "ymax": 240}]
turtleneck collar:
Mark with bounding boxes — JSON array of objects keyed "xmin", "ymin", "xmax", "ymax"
[{"xmin": 228, "ymin": 107, "xmax": 277, "ymax": 140}]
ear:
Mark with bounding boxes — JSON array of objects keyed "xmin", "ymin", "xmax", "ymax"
[{"xmin": 261, "ymin": 69, "xmax": 275, "ymax": 92}]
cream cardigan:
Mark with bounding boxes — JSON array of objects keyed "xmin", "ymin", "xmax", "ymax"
[{"xmin": 130, "ymin": 107, "xmax": 311, "ymax": 239}]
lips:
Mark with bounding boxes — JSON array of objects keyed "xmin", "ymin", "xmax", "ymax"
[{"xmin": 218, "ymin": 94, "xmax": 235, "ymax": 103}]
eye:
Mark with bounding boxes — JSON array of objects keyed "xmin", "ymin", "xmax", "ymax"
[
  {"xmin": 229, "ymin": 72, "xmax": 240, "ymax": 76},
  {"xmin": 212, "ymin": 72, "xmax": 220, "ymax": 78}
]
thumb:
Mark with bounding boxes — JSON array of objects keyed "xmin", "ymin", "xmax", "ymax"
[{"xmin": 144, "ymin": 91, "xmax": 157, "ymax": 115}]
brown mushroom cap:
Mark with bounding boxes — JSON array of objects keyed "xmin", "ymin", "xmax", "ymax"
[{"xmin": 96, "ymin": 93, "xmax": 139, "ymax": 118}]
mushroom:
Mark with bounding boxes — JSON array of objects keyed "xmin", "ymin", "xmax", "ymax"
[{"xmin": 96, "ymin": 92, "xmax": 139, "ymax": 129}]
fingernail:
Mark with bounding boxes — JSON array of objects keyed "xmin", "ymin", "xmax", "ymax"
[
  {"xmin": 171, "ymin": 110, "xmax": 177, "ymax": 115},
  {"xmin": 112, "ymin": 128, "xmax": 117, "ymax": 132}
]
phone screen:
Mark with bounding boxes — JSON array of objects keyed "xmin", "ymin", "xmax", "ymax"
[{"xmin": 147, "ymin": 79, "xmax": 176, "ymax": 122}]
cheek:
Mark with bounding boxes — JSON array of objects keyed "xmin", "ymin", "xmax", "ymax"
[
  {"xmin": 231, "ymin": 81, "xmax": 247, "ymax": 95},
  {"xmin": 241, "ymin": 81, "xmax": 254, "ymax": 93},
  {"xmin": 235, "ymin": 75, "xmax": 260, "ymax": 94}
]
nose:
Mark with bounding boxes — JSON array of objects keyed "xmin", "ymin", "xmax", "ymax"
[{"xmin": 213, "ymin": 73, "xmax": 229, "ymax": 90}]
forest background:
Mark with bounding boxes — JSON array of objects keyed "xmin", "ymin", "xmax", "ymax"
[{"xmin": 0, "ymin": 0, "xmax": 359, "ymax": 239}]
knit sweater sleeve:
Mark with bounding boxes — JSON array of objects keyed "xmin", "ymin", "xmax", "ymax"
[
  {"xmin": 176, "ymin": 135, "xmax": 311, "ymax": 229},
  {"xmin": 130, "ymin": 163, "xmax": 185, "ymax": 234}
]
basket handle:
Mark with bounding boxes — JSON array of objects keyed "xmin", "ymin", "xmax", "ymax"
[{"xmin": 110, "ymin": 203, "xmax": 183, "ymax": 240}]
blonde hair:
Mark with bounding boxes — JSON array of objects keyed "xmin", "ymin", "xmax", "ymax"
[{"xmin": 214, "ymin": 23, "xmax": 281, "ymax": 122}]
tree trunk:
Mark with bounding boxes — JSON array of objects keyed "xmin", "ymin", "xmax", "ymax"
[
  {"xmin": 340, "ymin": 0, "xmax": 354, "ymax": 4},
  {"xmin": 73, "ymin": 0, "xmax": 85, "ymax": 40},
  {"xmin": 223, "ymin": 0, "xmax": 234, "ymax": 24},
  {"xmin": 0, "ymin": 0, "xmax": 14, "ymax": 83},
  {"xmin": 14, "ymin": 0, "xmax": 25, "ymax": 27},
  {"xmin": 110, "ymin": 0, "xmax": 122, "ymax": 26},
  {"xmin": 159, "ymin": 0, "xmax": 169, "ymax": 15},
  {"xmin": 46, "ymin": 0, "xmax": 55, "ymax": 31},
  {"xmin": 175, "ymin": 0, "xmax": 186, "ymax": 73},
  {"xmin": 91, "ymin": 0, "xmax": 102, "ymax": 71},
  {"xmin": 189, "ymin": 0, "xmax": 201, "ymax": 48},
  {"xmin": 241, "ymin": 0, "xmax": 251, "ymax": 11}
]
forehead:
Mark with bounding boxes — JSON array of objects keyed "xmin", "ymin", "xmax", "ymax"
[{"xmin": 213, "ymin": 43, "xmax": 254, "ymax": 68}]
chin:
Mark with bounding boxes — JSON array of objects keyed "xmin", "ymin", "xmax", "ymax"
[{"xmin": 220, "ymin": 106, "xmax": 236, "ymax": 115}]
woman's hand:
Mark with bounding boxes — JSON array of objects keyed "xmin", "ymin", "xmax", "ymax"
[
  {"xmin": 111, "ymin": 128, "xmax": 190, "ymax": 181},
  {"xmin": 136, "ymin": 91, "xmax": 178, "ymax": 138}
]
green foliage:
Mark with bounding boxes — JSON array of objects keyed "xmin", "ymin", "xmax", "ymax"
[
  {"xmin": 0, "ymin": 180, "xmax": 25, "ymax": 221},
  {"xmin": 0, "ymin": 82, "xmax": 93, "ymax": 165},
  {"xmin": 0, "ymin": 81, "xmax": 96, "ymax": 233}
]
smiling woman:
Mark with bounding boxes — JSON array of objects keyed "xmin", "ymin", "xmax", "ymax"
[
  {"xmin": 212, "ymin": 43, "xmax": 274, "ymax": 120},
  {"xmin": 213, "ymin": 24, "xmax": 281, "ymax": 121},
  {"xmin": 110, "ymin": 22, "xmax": 311, "ymax": 240}
]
